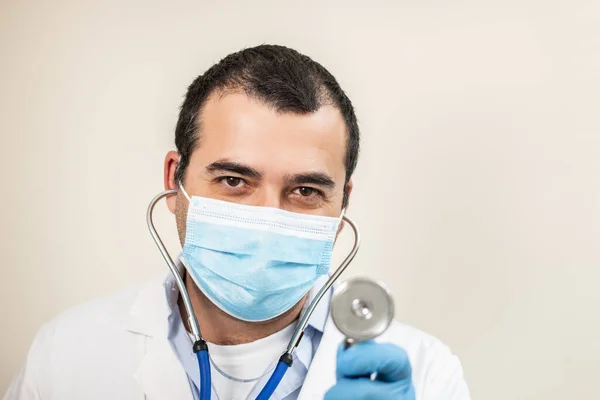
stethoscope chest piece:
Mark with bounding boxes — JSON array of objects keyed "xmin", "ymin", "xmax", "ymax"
[{"xmin": 331, "ymin": 277, "xmax": 394, "ymax": 347}]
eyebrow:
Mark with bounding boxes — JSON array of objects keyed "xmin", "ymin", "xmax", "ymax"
[
  {"xmin": 206, "ymin": 160, "xmax": 262, "ymax": 179},
  {"xmin": 205, "ymin": 159, "xmax": 336, "ymax": 189},
  {"xmin": 285, "ymin": 172, "xmax": 336, "ymax": 189}
]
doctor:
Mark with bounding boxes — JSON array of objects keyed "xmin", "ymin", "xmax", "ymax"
[{"xmin": 4, "ymin": 45, "xmax": 470, "ymax": 400}]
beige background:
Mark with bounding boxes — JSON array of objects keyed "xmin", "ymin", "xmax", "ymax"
[{"xmin": 1, "ymin": 0, "xmax": 599, "ymax": 398}]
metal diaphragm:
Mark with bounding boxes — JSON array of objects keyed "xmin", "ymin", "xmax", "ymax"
[{"xmin": 331, "ymin": 277, "xmax": 394, "ymax": 344}]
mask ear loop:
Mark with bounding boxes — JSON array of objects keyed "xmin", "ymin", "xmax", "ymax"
[
  {"xmin": 179, "ymin": 181, "xmax": 192, "ymax": 202},
  {"xmin": 177, "ymin": 154, "xmax": 191, "ymax": 203}
]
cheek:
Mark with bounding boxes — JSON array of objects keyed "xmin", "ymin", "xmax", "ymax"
[
  {"xmin": 166, "ymin": 195, "xmax": 177, "ymax": 214},
  {"xmin": 175, "ymin": 193, "xmax": 189, "ymax": 245},
  {"xmin": 316, "ymin": 194, "xmax": 344, "ymax": 218}
]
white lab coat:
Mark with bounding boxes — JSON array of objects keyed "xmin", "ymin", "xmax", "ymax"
[{"xmin": 4, "ymin": 274, "xmax": 471, "ymax": 400}]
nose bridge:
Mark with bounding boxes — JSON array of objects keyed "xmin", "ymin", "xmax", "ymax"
[{"xmin": 255, "ymin": 183, "xmax": 282, "ymax": 209}]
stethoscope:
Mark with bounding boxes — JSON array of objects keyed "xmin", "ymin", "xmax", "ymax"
[{"xmin": 146, "ymin": 189, "xmax": 361, "ymax": 400}]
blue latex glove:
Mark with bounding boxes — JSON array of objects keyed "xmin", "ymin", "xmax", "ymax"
[{"xmin": 324, "ymin": 341, "xmax": 415, "ymax": 400}]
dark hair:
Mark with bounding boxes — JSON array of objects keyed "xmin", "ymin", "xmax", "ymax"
[{"xmin": 174, "ymin": 44, "xmax": 360, "ymax": 207}]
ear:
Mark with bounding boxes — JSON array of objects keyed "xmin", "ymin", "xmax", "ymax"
[
  {"xmin": 344, "ymin": 178, "xmax": 353, "ymax": 209},
  {"xmin": 337, "ymin": 178, "xmax": 354, "ymax": 235},
  {"xmin": 164, "ymin": 151, "xmax": 179, "ymax": 214}
]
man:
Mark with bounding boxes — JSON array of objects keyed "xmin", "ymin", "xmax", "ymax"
[{"xmin": 4, "ymin": 45, "xmax": 470, "ymax": 399}]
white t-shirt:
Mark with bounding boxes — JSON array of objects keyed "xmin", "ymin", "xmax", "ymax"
[{"xmin": 194, "ymin": 323, "xmax": 296, "ymax": 400}]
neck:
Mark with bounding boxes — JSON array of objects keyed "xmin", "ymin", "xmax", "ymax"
[{"xmin": 180, "ymin": 274, "xmax": 306, "ymax": 345}]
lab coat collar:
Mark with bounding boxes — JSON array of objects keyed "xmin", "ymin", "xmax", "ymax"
[
  {"xmin": 297, "ymin": 315, "xmax": 344, "ymax": 400},
  {"xmin": 125, "ymin": 274, "xmax": 171, "ymax": 338},
  {"xmin": 126, "ymin": 272, "xmax": 195, "ymax": 400},
  {"xmin": 131, "ymin": 330, "xmax": 195, "ymax": 400}
]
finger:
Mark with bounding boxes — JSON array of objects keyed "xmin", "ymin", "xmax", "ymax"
[
  {"xmin": 336, "ymin": 342, "xmax": 370, "ymax": 381},
  {"xmin": 325, "ymin": 378, "xmax": 385, "ymax": 400},
  {"xmin": 335, "ymin": 342, "xmax": 345, "ymax": 381},
  {"xmin": 325, "ymin": 377, "xmax": 414, "ymax": 400},
  {"xmin": 337, "ymin": 341, "xmax": 412, "ymax": 383}
]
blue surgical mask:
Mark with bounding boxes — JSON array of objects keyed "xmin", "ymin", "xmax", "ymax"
[{"xmin": 179, "ymin": 185, "xmax": 342, "ymax": 322}]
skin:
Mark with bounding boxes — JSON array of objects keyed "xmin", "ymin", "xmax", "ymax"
[{"xmin": 163, "ymin": 91, "xmax": 352, "ymax": 345}]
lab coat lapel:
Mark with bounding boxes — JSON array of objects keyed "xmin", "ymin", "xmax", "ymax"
[
  {"xmin": 297, "ymin": 316, "xmax": 344, "ymax": 400},
  {"xmin": 133, "ymin": 336, "xmax": 194, "ymax": 400},
  {"xmin": 127, "ymin": 275, "xmax": 194, "ymax": 400}
]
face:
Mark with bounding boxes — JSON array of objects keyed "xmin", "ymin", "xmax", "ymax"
[{"xmin": 164, "ymin": 92, "xmax": 352, "ymax": 244}]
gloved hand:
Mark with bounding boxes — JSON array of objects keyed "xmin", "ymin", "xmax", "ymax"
[{"xmin": 324, "ymin": 341, "xmax": 415, "ymax": 400}]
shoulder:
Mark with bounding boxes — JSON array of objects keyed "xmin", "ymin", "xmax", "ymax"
[
  {"xmin": 10, "ymin": 276, "xmax": 166, "ymax": 398},
  {"xmin": 383, "ymin": 320, "xmax": 453, "ymax": 354},
  {"xmin": 39, "ymin": 280, "xmax": 147, "ymax": 342},
  {"xmin": 381, "ymin": 321, "xmax": 471, "ymax": 399},
  {"xmin": 26, "ymin": 278, "xmax": 151, "ymax": 358},
  {"xmin": 34, "ymin": 272, "xmax": 170, "ymax": 347}
]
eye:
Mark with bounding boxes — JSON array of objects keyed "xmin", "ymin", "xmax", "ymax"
[
  {"xmin": 289, "ymin": 186, "xmax": 326, "ymax": 208},
  {"xmin": 294, "ymin": 187, "xmax": 320, "ymax": 197},
  {"xmin": 220, "ymin": 177, "xmax": 245, "ymax": 188}
]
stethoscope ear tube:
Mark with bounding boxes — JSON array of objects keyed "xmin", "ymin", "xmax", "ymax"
[
  {"xmin": 146, "ymin": 189, "xmax": 203, "ymax": 342},
  {"xmin": 148, "ymin": 190, "xmax": 215, "ymax": 400},
  {"xmin": 285, "ymin": 215, "xmax": 361, "ymax": 354}
]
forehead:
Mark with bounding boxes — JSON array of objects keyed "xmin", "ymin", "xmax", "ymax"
[{"xmin": 194, "ymin": 92, "xmax": 347, "ymax": 181}]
